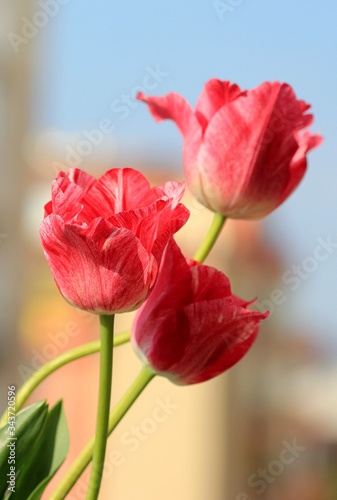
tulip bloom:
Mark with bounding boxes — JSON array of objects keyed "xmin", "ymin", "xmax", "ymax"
[
  {"xmin": 138, "ymin": 80, "xmax": 322, "ymax": 220},
  {"xmin": 131, "ymin": 240, "xmax": 268, "ymax": 385},
  {"xmin": 40, "ymin": 168, "xmax": 189, "ymax": 314}
]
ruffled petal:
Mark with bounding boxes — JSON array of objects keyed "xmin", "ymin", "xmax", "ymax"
[
  {"xmin": 46, "ymin": 169, "xmax": 98, "ymax": 222},
  {"xmin": 152, "ymin": 180, "xmax": 186, "ymax": 208},
  {"xmin": 137, "ymin": 91, "xmax": 202, "ymax": 142},
  {"xmin": 104, "ymin": 198, "xmax": 189, "ymax": 261},
  {"xmin": 277, "ymin": 130, "xmax": 323, "ymax": 207},
  {"xmin": 81, "ymin": 168, "xmax": 157, "ymax": 218},
  {"xmin": 137, "ymin": 92, "xmax": 203, "ymax": 184},
  {"xmin": 41, "ymin": 167, "xmax": 190, "ymax": 314},
  {"xmin": 195, "ymin": 79, "xmax": 243, "ymax": 132},
  {"xmin": 50, "ymin": 178, "xmax": 86, "ymax": 223},
  {"xmin": 67, "ymin": 168, "xmax": 97, "ymax": 192}
]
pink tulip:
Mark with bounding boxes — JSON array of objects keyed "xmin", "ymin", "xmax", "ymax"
[
  {"xmin": 131, "ymin": 240, "xmax": 268, "ymax": 385},
  {"xmin": 40, "ymin": 168, "xmax": 189, "ymax": 314},
  {"xmin": 138, "ymin": 80, "xmax": 322, "ymax": 219}
]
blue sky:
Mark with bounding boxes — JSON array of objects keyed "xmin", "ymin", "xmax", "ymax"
[{"xmin": 32, "ymin": 0, "xmax": 337, "ymax": 349}]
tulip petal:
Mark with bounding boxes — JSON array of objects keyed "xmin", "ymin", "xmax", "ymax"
[
  {"xmin": 194, "ymin": 79, "xmax": 243, "ymax": 132},
  {"xmin": 143, "ymin": 296, "xmax": 266, "ymax": 382},
  {"xmin": 152, "ymin": 180, "xmax": 186, "ymax": 208},
  {"xmin": 50, "ymin": 178, "xmax": 86, "ymax": 223},
  {"xmin": 41, "ymin": 167, "xmax": 190, "ymax": 314},
  {"xmin": 46, "ymin": 169, "xmax": 98, "ymax": 222},
  {"xmin": 137, "ymin": 91, "xmax": 202, "ymax": 142},
  {"xmin": 54, "ymin": 169, "xmax": 97, "ymax": 195},
  {"xmin": 40, "ymin": 215, "xmax": 153, "ymax": 314},
  {"xmin": 148, "ymin": 203, "xmax": 190, "ymax": 261},
  {"xmin": 132, "ymin": 239, "xmax": 268, "ymax": 384},
  {"xmin": 189, "ymin": 264, "xmax": 231, "ymax": 301},
  {"xmin": 278, "ymin": 130, "xmax": 323, "ymax": 206},
  {"xmin": 178, "ymin": 298, "xmax": 263, "ymax": 380},
  {"xmin": 139, "ymin": 79, "xmax": 322, "ymax": 220},
  {"xmin": 132, "ymin": 242, "xmax": 193, "ymax": 367},
  {"xmin": 137, "ymin": 93, "xmax": 204, "ymax": 189},
  {"xmin": 133, "ymin": 239, "xmax": 192, "ymax": 314},
  {"xmin": 197, "ymin": 82, "xmax": 316, "ymax": 218},
  {"xmin": 79, "ymin": 168, "xmax": 158, "ymax": 219},
  {"xmin": 55, "ymin": 168, "xmax": 97, "ymax": 200},
  {"xmin": 67, "ymin": 168, "xmax": 97, "ymax": 191},
  {"xmin": 185, "ymin": 326, "xmax": 259, "ymax": 384},
  {"xmin": 103, "ymin": 199, "xmax": 189, "ymax": 261}
]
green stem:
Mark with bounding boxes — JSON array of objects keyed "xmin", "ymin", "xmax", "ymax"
[
  {"xmin": 86, "ymin": 314, "xmax": 115, "ymax": 500},
  {"xmin": 50, "ymin": 366, "xmax": 155, "ymax": 500},
  {"xmin": 0, "ymin": 330, "xmax": 130, "ymax": 428},
  {"xmin": 193, "ymin": 212, "xmax": 226, "ymax": 263}
]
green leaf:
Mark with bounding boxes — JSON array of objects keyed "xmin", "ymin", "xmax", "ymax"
[
  {"xmin": 12, "ymin": 400, "xmax": 69, "ymax": 500},
  {"xmin": 26, "ymin": 401, "xmax": 69, "ymax": 499},
  {"xmin": 0, "ymin": 400, "xmax": 48, "ymax": 498}
]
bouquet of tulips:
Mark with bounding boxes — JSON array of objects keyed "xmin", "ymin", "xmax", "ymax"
[{"xmin": 0, "ymin": 79, "xmax": 321, "ymax": 499}]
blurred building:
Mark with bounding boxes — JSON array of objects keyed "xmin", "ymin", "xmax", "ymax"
[
  {"xmin": 221, "ymin": 220, "xmax": 337, "ymax": 500},
  {"xmin": 0, "ymin": 0, "xmax": 33, "ymax": 407}
]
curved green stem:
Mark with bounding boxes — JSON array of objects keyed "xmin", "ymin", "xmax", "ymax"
[
  {"xmin": 0, "ymin": 330, "xmax": 130, "ymax": 428},
  {"xmin": 86, "ymin": 315, "xmax": 115, "ymax": 500},
  {"xmin": 50, "ymin": 366, "xmax": 155, "ymax": 500},
  {"xmin": 193, "ymin": 213, "xmax": 226, "ymax": 263}
]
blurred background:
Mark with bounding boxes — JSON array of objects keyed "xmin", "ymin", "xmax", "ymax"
[{"xmin": 0, "ymin": 1, "xmax": 336, "ymax": 499}]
